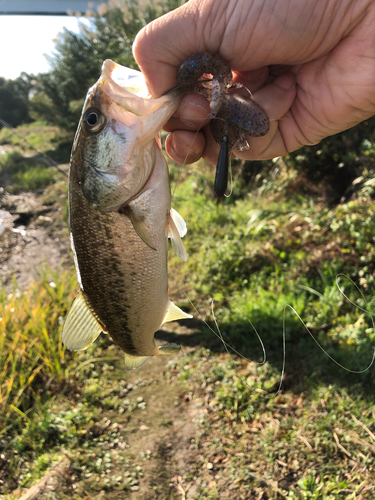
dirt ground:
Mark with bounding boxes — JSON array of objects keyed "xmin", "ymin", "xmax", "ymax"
[
  {"xmin": 0, "ymin": 190, "xmax": 72, "ymax": 288},
  {"xmin": 20, "ymin": 351, "xmax": 205, "ymax": 500}
]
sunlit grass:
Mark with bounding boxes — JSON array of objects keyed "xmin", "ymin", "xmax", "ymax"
[
  {"xmin": 0, "ymin": 270, "xmax": 77, "ymax": 428},
  {"xmin": 0, "ymin": 151, "xmax": 65, "ymax": 193},
  {"xmin": 0, "ymin": 121, "xmax": 72, "ymax": 156},
  {"xmin": 169, "ymin": 167, "xmax": 375, "ymax": 383}
]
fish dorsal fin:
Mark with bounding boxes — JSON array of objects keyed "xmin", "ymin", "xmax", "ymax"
[
  {"xmin": 163, "ymin": 300, "xmax": 193, "ymax": 324},
  {"xmin": 158, "ymin": 342, "xmax": 181, "ymax": 354},
  {"xmin": 167, "ymin": 209, "xmax": 187, "ymax": 261},
  {"xmin": 62, "ymin": 292, "xmax": 103, "ymax": 351},
  {"xmin": 124, "ymin": 353, "xmax": 150, "ymax": 371}
]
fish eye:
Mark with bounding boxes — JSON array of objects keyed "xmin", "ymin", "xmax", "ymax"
[{"xmin": 83, "ymin": 107, "xmax": 105, "ymax": 133}]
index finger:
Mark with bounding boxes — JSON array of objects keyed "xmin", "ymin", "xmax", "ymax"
[{"xmin": 133, "ymin": 5, "xmax": 206, "ymax": 97}]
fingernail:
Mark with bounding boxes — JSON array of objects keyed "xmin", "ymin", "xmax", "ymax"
[
  {"xmin": 180, "ymin": 101, "xmax": 210, "ymax": 126},
  {"xmin": 275, "ymin": 73, "xmax": 295, "ymax": 90},
  {"xmin": 236, "ymin": 68, "xmax": 268, "ymax": 85}
]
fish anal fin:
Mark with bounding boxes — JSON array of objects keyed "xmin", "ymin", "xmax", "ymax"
[
  {"xmin": 124, "ymin": 353, "xmax": 150, "ymax": 371},
  {"xmin": 163, "ymin": 300, "xmax": 193, "ymax": 324},
  {"xmin": 167, "ymin": 212, "xmax": 187, "ymax": 261},
  {"xmin": 62, "ymin": 292, "xmax": 103, "ymax": 351},
  {"xmin": 158, "ymin": 342, "xmax": 181, "ymax": 355}
]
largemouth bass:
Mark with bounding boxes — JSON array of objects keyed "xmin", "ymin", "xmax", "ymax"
[{"xmin": 62, "ymin": 59, "xmax": 192, "ymax": 370}]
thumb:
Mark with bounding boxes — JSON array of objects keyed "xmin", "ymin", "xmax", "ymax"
[{"xmin": 133, "ymin": 0, "xmax": 223, "ymax": 97}]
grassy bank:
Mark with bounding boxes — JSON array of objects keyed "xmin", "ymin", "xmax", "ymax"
[{"xmin": 1, "ymin": 124, "xmax": 375, "ymax": 498}]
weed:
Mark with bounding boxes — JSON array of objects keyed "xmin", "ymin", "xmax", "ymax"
[{"xmin": 0, "ymin": 151, "xmax": 64, "ymax": 193}]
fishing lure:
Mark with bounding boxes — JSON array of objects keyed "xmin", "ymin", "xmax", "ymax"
[{"xmin": 176, "ymin": 54, "xmax": 270, "ymax": 196}]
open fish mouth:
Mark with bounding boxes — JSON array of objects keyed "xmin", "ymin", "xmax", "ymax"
[
  {"xmin": 102, "ymin": 59, "xmax": 149, "ymax": 97},
  {"xmin": 100, "ymin": 59, "xmax": 152, "ymax": 116}
]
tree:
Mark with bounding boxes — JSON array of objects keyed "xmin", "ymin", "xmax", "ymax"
[
  {"xmin": 32, "ymin": 0, "xmax": 185, "ymax": 130},
  {"xmin": 0, "ymin": 73, "xmax": 33, "ymax": 128}
]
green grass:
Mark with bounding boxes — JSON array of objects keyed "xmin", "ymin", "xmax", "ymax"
[
  {"xmin": 1, "ymin": 130, "xmax": 375, "ymax": 497},
  {"xmin": 168, "ymin": 165, "xmax": 375, "ymax": 377},
  {"xmin": 0, "ymin": 121, "xmax": 73, "ymax": 161},
  {"xmin": 168, "ymin": 347, "xmax": 375, "ymax": 499},
  {"xmin": 0, "ymin": 151, "xmax": 65, "ymax": 193}
]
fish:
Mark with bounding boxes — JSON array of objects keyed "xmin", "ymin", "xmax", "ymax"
[{"xmin": 62, "ymin": 59, "xmax": 192, "ymax": 370}]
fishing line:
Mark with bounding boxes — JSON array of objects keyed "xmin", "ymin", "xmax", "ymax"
[
  {"xmin": 169, "ymin": 269, "xmax": 292, "ymax": 398},
  {"xmin": 167, "ymin": 112, "xmax": 375, "ymax": 385},
  {"xmin": 166, "ymin": 270, "xmax": 295, "ymax": 399},
  {"xmin": 335, "ymin": 273, "xmax": 375, "ymax": 318},
  {"xmin": 169, "ymin": 270, "xmax": 266, "ymax": 364},
  {"xmin": 283, "ymin": 300, "xmax": 375, "ymax": 374},
  {"xmin": 209, "ymin": 298, "xmax": 291, "ymax": 398},
  {"xmin": 170, "ymin": 265, "xmax": 375, "ymax": 401},
  {"xmin": 0, "ymin": 118, "xmax": 69, "ymax": 178}
]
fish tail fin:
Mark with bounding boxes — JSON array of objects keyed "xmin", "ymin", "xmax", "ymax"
[
  {"xmin": 123, "ymin": 343, "xmax": 180, "ymax": 369},
  {"xmin": 124, "ymin": 353, "xmax": 151, "ymax": 371},
  {"xmin": 62, "ymin": 291, "xmax": 103, "ymax": 351}
]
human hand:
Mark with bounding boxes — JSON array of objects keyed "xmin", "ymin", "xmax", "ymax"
[{"xmin": 133, "ymin": 0, "xmax": 375, "ymax": 164}]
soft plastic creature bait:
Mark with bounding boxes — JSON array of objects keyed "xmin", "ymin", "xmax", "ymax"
[{"xmin": 176, "ymin": 54, "xmax": 270, "ymax": 196}]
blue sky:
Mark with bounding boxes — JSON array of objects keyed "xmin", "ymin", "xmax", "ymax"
[{"xmin": 0, "ymin": 15, "xmax": 85, "ymax": 79}]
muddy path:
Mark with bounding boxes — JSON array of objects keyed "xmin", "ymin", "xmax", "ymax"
[
  {"xmin": 0, "ymin": 187, "xmax": 72, "ymax": 288},
  {"xmin": 27, "ymin": 350, "xmax": 205, "ymax": 500}
]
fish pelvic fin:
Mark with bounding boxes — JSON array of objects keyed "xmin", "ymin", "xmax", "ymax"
[
  {"xmin": 158, "ymin": 343, "xmax": 181, "ymax": 354},
  {"xmin": 167, "ymin": 208, "xmax": 187, "ymax": 261},
  {"xmin": 163, "ymin": 300, "xmax": 193, "ymax": 324},
  {"xmin": 124, "ymin": 353, "xmax": 150, "ymax": 371},
  {"xmin": 170, "ymin": 207, "xmax": 187, "ymax": 237},
  {"xmin": 62, "ymin": 292, "xmax": 104, "ymax": 351}
]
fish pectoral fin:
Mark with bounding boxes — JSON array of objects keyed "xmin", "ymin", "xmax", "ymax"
[
  {"xmin": 158, "ymin": 342, "xmax": 181, "ymax": 354},
  {"xmin": 167, "ymin": 210, "xmax": 187, "ymax": 261},
  {"xmin": 62, "ymin": 292, "xmax": 103, "ymax": 351},
  {"xmin": 124, "ymin": 353, "xmax": 150, "ymax": 371},
  {"xmin": 127, "ymin": 205, "xmax": 156, "ymax": 250},
  {"xmin": 163, "ymin": 300, "xmax": 193, "ymax": 324}
]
